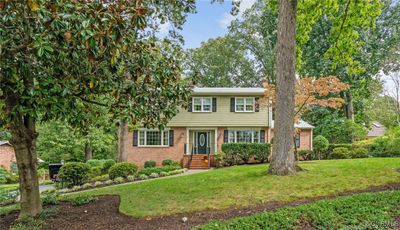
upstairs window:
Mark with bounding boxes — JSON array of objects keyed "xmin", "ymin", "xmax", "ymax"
[
  {"xmin": 193, "ymin": 97, "xmax": 212, "ymax": 112},
  {"xmin": 235, "ymin": 97, "xmax": 254, "ymax": 112}
]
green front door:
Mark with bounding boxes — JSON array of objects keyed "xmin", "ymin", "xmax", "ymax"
[{"xmin": 196, "ymin": 132, "xmax": 208, "ymax": 154}]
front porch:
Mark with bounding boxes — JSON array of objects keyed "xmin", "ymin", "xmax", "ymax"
[{"xmin": 184, "ymin": 128, "xmax": 218, "ymax": 169}]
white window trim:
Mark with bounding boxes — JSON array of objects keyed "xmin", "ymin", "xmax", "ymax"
[
  {"xmin": 192, "ymin": 97, "xmax": 213, "ymax": 112},
  {"xmin": 228, "ymin": 130, "xmax": 260, "ymax": 143},
  {"xmin": 235, "ymin": 97, "xmax": 255, "ymax": 112},
  {"xmin": 138, "ymin": 129, "xmax": 169, "ymax": 147}
]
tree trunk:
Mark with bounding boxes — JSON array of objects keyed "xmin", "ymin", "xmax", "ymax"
[
  {"xmin": 268, "ymin": 0, "xmax": 298, "ymax": 175},
  {"xmin": 343, "ymin": 91, "xmax": 354, "ymax": 121},
  {"xmin": 7, "ymin": 111, "xmax": 42, "ymax": 218},
  {"xmin": 117, "ymin": 120, "xmax": 128, "ymax": 162},
  {"xmin": 84, "ymin": 141, "xmax": 93, "ymax": 161}
]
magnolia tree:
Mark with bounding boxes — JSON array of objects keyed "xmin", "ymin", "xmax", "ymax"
[
  {"xmin": 263, "ymin": 76, "xmax": 349, "ymax": 159},
  {"xmin": 0, "ymin": 0, "xmax": 195, "ymax": 218}
]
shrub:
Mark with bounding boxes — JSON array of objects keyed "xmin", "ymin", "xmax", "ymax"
[
  {"xmin": 94, "ymin": 181, "xmax": 103, "ymax": 187},
  {"xmin": 168, "ymin": 169, "xmax": 183, "ymax": 175},
  {"xmin": 108, "ymin": 162, "xmax": 138, "ymax": 179},
  {"xmin": 160, "ymin": 171, "xmax": 169, "ymax": 177},
  {"xmin": 212, "ymin": 151, "xmax": 224, "ymax": 167},
  {"xmin": 82, "ymin": 183, "xmax": 94, "ymax": 189},
  {"xmin": 298, "ymin": 150, "xmax": 314, "ymax": 161},
  {"xmin": 144, "ymin": 160, "xmax": 156, "ymax": 168},
  {"xmin": 0, "ymin": 168, "xmax": 19, "ymax": 184},
  {"xmin": 72, "ymin": 195, "xmax": 97, "ymax": 206},
  {"xmin": 138, "ymin": 174, "xmax": 149, "ymax": 180},
  {"xmin": 86, "ymin": 159, "xmax": 105, "ymax": 168},
  {"xmin": 162, "ymin": 159, "xmax": 179, "ymax": 166},
  {"xmin": 127, "ymin": 175, "xmax": 135, "ymax": 181},
  {"xmin": 58, "ymin": 162, "xmax": 90, "ymax": 187},
  {"xmin": 350, "ymin": 148, "xmax": 369, "ymax": 158},
  {"xmin": 221, "ymin": 143, "xmax": 271, "ymax": 165},
  {"xmin": 160, "ymin": 165, "xmax": 181, "ymax": 172},
  {"xmin": 102, "ymin": 159, "xmax": 116, "ymax": 174},
  {"xmin": 0, "ymin": 189, "xmax": 19, "ymax": 206},
  {"xmin": 104, "ymin": 180, "xmax": 113, "ymax": 185},
  {"xmin": 92, "ymin": 174, "xmax": 109, "ymax": 181},
  {"xmin": 313, "ymin": 135, "xmax": 329, "ymax": 160},
  {"xmin": 71, "ymin": 185, "xmax": 82, "ymax": 191},
  {"xmin": 113, "ymin": 177, "xmax": 125, "ymax": 183},
  {"xmin": 42, "ymin": 193, "xmax": 59, "ymax": 205},
  {"xmin": 138, "ymin": 167, "xmax": 162, "ymax": 176},
  {"xmin": 149, "ymin": 172, "xmax": 159, "ymax": 178},
  {"xmin": 330, "ymin": 147, "xmax": 350, "ymax": 159},
  {"xmin": 10, "ymin": 216, "xmax": 46, "ymax": 230},
  {"xmin": 89, "ymin": 166, "xmax": 102, "ymax": 178}
]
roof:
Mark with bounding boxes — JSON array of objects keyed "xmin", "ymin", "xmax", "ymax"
[
  {"xmin": 192, "ymin": 87, "xmax": 265, "ymax": 96},
  {"xmin": 367, "ymin": 121, "xmax": 386, "ymax": 137},
  {"xmin": 0, "ymin": 141, "xmax": 12, "ymax": 146},
  {"xmin": 271, "ymin": 120, "xmax": 314, "ymax": 129}
]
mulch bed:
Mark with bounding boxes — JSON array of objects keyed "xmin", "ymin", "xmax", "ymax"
[{"xmin": 1, "ymin": 183, "xmax": 399, "ymax": 230}]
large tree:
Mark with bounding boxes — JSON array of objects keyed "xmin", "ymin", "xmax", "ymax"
[
  {"xmin": 0, "ymin": 0, "xmax": 195, "ymax": 217},
  {"xmin": 267, "ymin": 0, "xmax": 298, "ymax": 175}
]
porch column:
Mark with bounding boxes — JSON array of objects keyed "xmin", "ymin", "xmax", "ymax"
[
  {"xmin": 214, "ymin": 128, "xmax": 218, "ymax": 153},
  {"xmin": 186, "ymin": 128, "xmax": 190, "ymax": 154}
]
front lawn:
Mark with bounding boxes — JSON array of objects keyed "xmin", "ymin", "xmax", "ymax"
[
  {"xmin": 196, "ymin": 190, "xmax": 400, "ymax": 229},
  {"xmin": 65, "ymin": 158, "xmax": 400, "ymax": 217}
]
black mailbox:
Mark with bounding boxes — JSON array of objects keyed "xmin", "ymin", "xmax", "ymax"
[{"xmin": 48, "ymin": 164, "xmax": 63, "ymax": 182}]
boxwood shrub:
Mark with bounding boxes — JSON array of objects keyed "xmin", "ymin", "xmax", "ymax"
[
  {"xmin": 58, "ymin": 162, "xmax": 91, "ymax": 187},
  {"xmin": 108, "ymin": 162, "xmax": 138, "ymax": 179},
  {"xmin": 102, "ymin": 159, "xmax": 116, "ymax": 174},
  {"xmin": 350, "ymin": 147, "xmax": 369, "ymax": 158},
  {"xmin": 144, "ymin": 160, "xmax": 156, "ymax": 168},
  {"xmin": 221, "ymin": 143, "xmax": 271, "ymax": 165},
  {"xmin": 330, "ymin": 147, "xmax": 350, "ymax": 159},
  {"xmin": 162, "ymin": 159, "xmax": 179, "ymax": 166},
  {"xmin": 138, "ymin": 167, "xmax": 162, "ymax": 176}
]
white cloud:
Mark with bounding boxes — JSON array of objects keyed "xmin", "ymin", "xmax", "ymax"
[
  {"xmin": 218, "ymin": 0, "xmax": 256, "ymax": 29},
  {"xmin": 159, "ymin": 21, "xmax": 171, "ymax": 35}
]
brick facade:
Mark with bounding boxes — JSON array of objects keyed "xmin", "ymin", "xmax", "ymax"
[
  {"xmin": 268, "ymin": 128, "xmax": 313, "ymax": 150},
  {"xmin": 0, "ymin": 144, "xmax": 16, "ymax": 171}
]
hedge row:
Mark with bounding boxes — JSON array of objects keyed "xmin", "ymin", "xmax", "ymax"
[{"xmin": 221, "ymin": 143, "xmax": 271, "ymax": 166}]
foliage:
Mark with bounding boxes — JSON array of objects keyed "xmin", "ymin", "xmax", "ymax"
[
  {"xmin": 313, "ymin": 135, "xmax": 329, "ymax": 159},
  {"xmin": 72, "ymin": 195, "xmax": 97, "ymax": 206},
  {"xmin": 350, "ymin": 148, "xmax": 369, "ymax": 159},
  {"xmin": 212, "ymin": 151, "xmax": 224, "ymax": 167},
  {"xmin": 369, "ymin": 127, "xmax": 400, "ymax": 157},
  {"xmin": 10, "ymin": 216, "xmax": 46, "ymax": 230},
  {"xmin": 102, "ymin": 159, "xmax": 116, "ymax": 174},
  {"xmin": 58, "ymin": 162, "xmax": 90, "ymax": 187},
  {"xmin": 81, "ymin": 183, "xmax": 93, "ymax": 189},
  {"xmin": 161, "ymin": 159, "xmax": 179, "ymax": 167},
  {"xmin": 149, "ymin": 173, "xmax": 159, "ymax": 178},
  {"xmin": 0, "ymin": 188, "xmax": 19, "ymax": 206},
  {"xmin": 160, "ymin": 172, "xmax": 169, "ymax": 177},
  {"xmin": 108, "ymin": 162, "xmax": 137, "ymax": 180},
  {"xmin": 370, "ymin": 95, "xmax": 400, "ymax": 128},
  {"xmin": 330, "ymin": 147, "xmax": 350, "ymax": 159},
  {"xmin": 87, "ymin": 159, "xmax": 105, "ymax": 168},
  {"xmin": 37, "ymin": 121, "xmax": 116, "ymax": 163},
  {"xmin": 127, "ymin": 175, "xmax": 135, "ymax": 182},
  {"xmin": 92, "ymin": 174, "xmax": 109, "ymax": 181},
  {"xmin": 41, "ymin": 193, "xmax": 59, "ymax": 205},
  {"xmin": 64, "ymin": 158, "xmax": 400, "ymax": 217},
  {"xmin": 221, "ymin": 143, "xmax": 271, "ymax": 165},
  {"xmin": 138, "ymin": 167, "xmax": 163, "ymax": 176},
  {"xmin": 144, "ymin": 160, "xmax": 157, "ymax": 168},
  {"xmin": 185, "ymin": 36, "xmax": 259, "ymax": 87},
  {"xmin": 196, "ymin": 191, "xmax": 400, "ymax": 230},
  {"xmin": 113, "ymin": 177, "xmax": 125, "ymax": 184},
  {"xmin": 298, "ymin": 150, "xmax": 315, "ymax": 161},
  {"xmin": 0, "ymin": 168, "xmax": 18, "ymax": 184},
  {"xmin": 94, "ymin": 181, "xmax": 104, "ymax": 187},
  {"xmin": 138, "ymin": 174, "xmax": 149, "ymax": 180},
  {"xmin": 89, "ymin": 166, "xmax": 102, "ymax": 179}
]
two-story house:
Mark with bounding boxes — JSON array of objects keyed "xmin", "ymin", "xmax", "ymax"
[{"xmin": 121, "ymin": 88, "xmax": 313, "ymax": 169}]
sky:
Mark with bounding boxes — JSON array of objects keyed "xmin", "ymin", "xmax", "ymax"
[{"xmin": 179, "ymin": 0, "xmax": 256, "ymax": 49}]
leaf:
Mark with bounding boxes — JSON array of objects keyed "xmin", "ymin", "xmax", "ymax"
[
  {"xmin": 28, "ymin": 0, "xmax": 39, "ymax": 12},
  {"xmin": 89, "ymin": 80, "xmax": 94, "ymax": 89},
  {"xmin": 37, "ymin": 47, "xmax": 44, "ymax": 57}
]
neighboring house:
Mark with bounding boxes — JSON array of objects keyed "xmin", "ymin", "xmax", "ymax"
[
  {"xmin": 366, "ymin": 121, "xmax": 386, "ymax": 139},
  {"xmin": 122, "ymin": 88, "xmax": 314, "ymax": 169},
  {"xmin": 0, "ymin": 141, "xmax": 16, "ymax": 171}
]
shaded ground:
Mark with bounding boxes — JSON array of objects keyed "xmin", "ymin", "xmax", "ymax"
[{"xmin": 1, "ymin": 183, "xmax": 399, "ymax": 230}]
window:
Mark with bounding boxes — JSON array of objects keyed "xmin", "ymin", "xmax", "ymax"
[
  {"xmin": 228, "ymin": 130, "xmax": 260, "ymax": 143},
  {"xmin": 193, "ymin": 97, "xmax": 212, "ymax": 112},
  {"xmin": 295, "ymin": 134, "xmax": 300, "ymax": 148},
  {"xmin": 138, "ymin": 130, "xmax": 169, "ymax": 146},
  {"xmin": 235, "ymin": 97, "xmax": 254, "ymax": 112}
]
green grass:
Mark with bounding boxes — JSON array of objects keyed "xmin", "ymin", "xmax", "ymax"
[
  {"xmin": 0, "ymin": 183, "xmax": 19, "ymax": 190},
  {"xmin": 196, "ymin": 190, "xmax": 400, "ymax": 230},
  {"xmin": 64, "ymin": 158, "xmax": 400, "ymax": 217}
]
